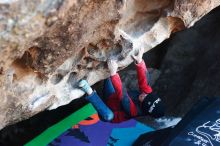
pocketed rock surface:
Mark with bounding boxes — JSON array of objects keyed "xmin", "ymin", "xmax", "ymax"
[{"xmin": 0, "ymin": 0, "xmax": 219, "ymax": 129}]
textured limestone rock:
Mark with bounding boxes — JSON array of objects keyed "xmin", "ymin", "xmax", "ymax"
[
  {"xmin": 0, "ymin": 0, "xmax": 219, "ymax": 129},
  {"xmin": 0, "ymin": 0, "xmax": 70, "ymax": 129}
]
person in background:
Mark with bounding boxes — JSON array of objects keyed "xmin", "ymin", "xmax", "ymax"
[{"xmin": 79, "ymin": 48, "xmax": 165, "ymax": 122}]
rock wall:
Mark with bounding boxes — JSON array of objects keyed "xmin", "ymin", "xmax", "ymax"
[
  {"xmin": 0, "ymin": 0, "xmax": 219, "ymax": 129},
  {"xmin": 153, "ymin": 6, "xmax": 220, "ymax": 116}
]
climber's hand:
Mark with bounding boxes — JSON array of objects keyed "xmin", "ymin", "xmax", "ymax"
[
  {"xmin": 107, "ymin": 59, "xmax": 118, "ymax": 76},
  {"xmin": 131, "ymin": 47, "xmax": 144, "ymax": 64}
]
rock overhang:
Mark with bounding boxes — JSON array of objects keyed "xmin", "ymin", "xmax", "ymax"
[{"xmin": 0, "ymin": 0, "xmax": 219, "ymax": 129}]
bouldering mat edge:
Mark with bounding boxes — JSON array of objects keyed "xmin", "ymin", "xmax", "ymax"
[{"xmin": 25, "ymin": 103, "xmax": 96, "ymax": 146}]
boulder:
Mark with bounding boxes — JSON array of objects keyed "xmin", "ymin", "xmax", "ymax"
[
  {"xmin": 0, "ymin": 0, "xmax": 219, "ymax": 129},
  {"xmin": 153, "ymin": 6, "xmax": 220, "ymax": 116}
]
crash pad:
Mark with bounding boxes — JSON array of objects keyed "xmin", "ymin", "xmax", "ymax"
[{"xmin": 25, "ymin": 103, "xmax": 154, "ymax": 146}]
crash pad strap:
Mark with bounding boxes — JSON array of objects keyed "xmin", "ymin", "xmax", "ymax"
[{"xmin": 25, "ymin": 103, "xmax": 96, "ymax": 146}]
